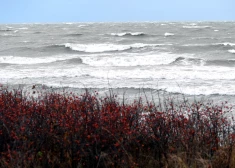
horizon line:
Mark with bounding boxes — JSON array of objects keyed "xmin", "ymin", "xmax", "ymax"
[{"xmin": 1, "ymin": 20, "xmax": 235, "ymax": 24}]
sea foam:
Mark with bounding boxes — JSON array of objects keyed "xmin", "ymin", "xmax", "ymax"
[
  {"xmin": 81, "ymin": 52, "xmax": 180, "ymax": 67},
  {"xmin": 0, "ymin": 55, "xmax": 79, "ymax": 65}
]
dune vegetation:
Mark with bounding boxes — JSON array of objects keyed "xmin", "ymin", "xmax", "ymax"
[{"xmin": 0, "ymin": 86, "xmax": 235, "ymax": 168}]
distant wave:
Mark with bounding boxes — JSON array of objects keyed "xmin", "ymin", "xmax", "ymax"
[
  {"xmin": 18, "ymin": 27, "xmax": 28, "ymax": 30},
  {"xmin": 65, "ymin": 23, "xmax": 74, "ymax": 25},
  {"xmin": 33, "ymin": 31, "xmax": 42, "ymax": 34},
  {"xmin": 0, "ymin": 29, "xmax": 13, "ymax": 32},
  {"xmin": 0, "ymin": 34, "xmax": 18, "ymax": 37},
  {"xmin": 172, "ymin": 56, "xmax": 235, "ymax": 67},
  {"xmin": 64, "ymin": 57, "xmax": 83, "ymax": 64},
  {"xmin": 0, "ymin": 55, "xmax": 81, "ymax": 65},
  {"xmin": 183, "ymin": 25, "xmax": 212, "ymax": 29},
  {"xmin": 182, "ymin": 43, "xmax": 235, "ymax": 49},
  {"xmin": 181, "ymin": 44, "xmax": 209, "ymax": 47},
  {"xmin": 110, "ymin": 32, "xmax": 146, "ymax": 37},
  {"xmin": 191, "ymin": 37, "xmax": 218, "ymax": 40},
  {"xmin": 0, "ymin": 63, "xmax": 12, "ymax": 67},
  {"xmin": 0, "ymin": 34, "xmax": 11, "ymax": 37},
  {"xmin": 0, "ymin": 46, "xmax": 33, "ymax": 53},
  {"xmin": 77, "ymin": 25, "xmax": 87, "ymax": 28},
  {"xmin": 171, "ymin": 57, "xmax": 205, "ymax": 66},
  {"xmin": 206, "ymin": 59, "xmax": 235, "ymax": 67},
  {"xmin": 41, "ymin": 44, "xmax": 78, "ymax": 53},
  {"xmin": 1, "ymin": 45, "xmax": 67, "ymax": 53},
  {"xmin": 218, "ymin": 42, "xmax": 235, "ymax": 47},
  {"xmin": 65, "ymin": 33, "xmax": 83, "ymax": 37},
  {"xmin": 62, "ymin": 43, "xmax": 171, "ymax": 53},
  {"xmin": 164, "ymin": 32, "xmax": 174, "ymax": 37}
]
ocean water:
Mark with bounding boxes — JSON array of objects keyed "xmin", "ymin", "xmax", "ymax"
[{"xmin": 1, "ymin": 22, "xmax": 235, "ymax": 102}]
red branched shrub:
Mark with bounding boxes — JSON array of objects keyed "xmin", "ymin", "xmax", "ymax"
[{"xmin": 0, "ymin": 88, "xmax": 234, "ymax": 168}]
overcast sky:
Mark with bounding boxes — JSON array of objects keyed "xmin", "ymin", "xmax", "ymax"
[{"xmin": 0, "ymin": 0, "xmax": 234, "ymax": 23}]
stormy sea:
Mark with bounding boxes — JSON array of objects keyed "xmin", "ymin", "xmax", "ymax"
[{"xmin": 1, "ymin": 22, "xmax": 235, "ymax": 103}]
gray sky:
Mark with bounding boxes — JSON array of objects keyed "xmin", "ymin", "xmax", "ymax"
[{"xmin": 0, "ymin": 0, "xmax": 234, "ymax": 23}]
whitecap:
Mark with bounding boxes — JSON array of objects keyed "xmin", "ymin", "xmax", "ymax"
[
  {"xmin": 65, "ymin": 43, "xmax": 130, "ymax": 53},
  {"xmin": 78, "ymin": 25, "xmax": 86, "ymax": 28},
  {"xmin": 164, "ymin": 32, "xmax": 174, "ymax": 37},
  {"xmin": 1, "ymin": 33, "xmax": 14, "ymax": 37},
  {"xmin": 214, "ymin": 30, "xmax": 219, "ymax": 32},
  {"xmin": 18, "ymin": 27, "xmax": 28, "ymax": 30},
  {"xmin": 218, "ymin": 42, "xmax": 235, "ymax": 47},
  {"xmin": 228, "ymin": 49, "xmax": 235, "ymax": 54},
  {"xmin": 110, "ymin": 32, "xmax": 145, "ymax": 37}
]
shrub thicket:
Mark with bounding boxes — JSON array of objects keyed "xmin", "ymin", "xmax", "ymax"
[{"xmin": 0, "ymin": 88, "xmax": 235, "ymax": 168}]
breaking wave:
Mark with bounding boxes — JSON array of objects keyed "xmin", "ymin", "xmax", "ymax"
[{"xmin": 62, "ymin": 43, "xmax": 170, "ymax": 53}]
